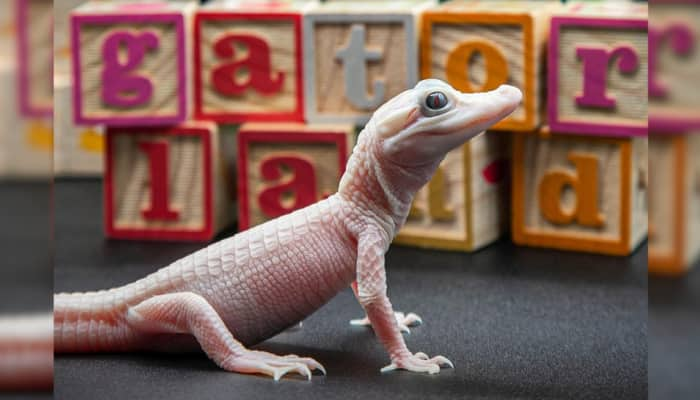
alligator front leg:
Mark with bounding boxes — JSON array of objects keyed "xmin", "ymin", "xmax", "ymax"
[
  {"xmin": 126, "ymin": 292, "xmax": 325, "ymax": 380},
  {"xmin": 355, "ymin": 229, "xmax": 453, "ymax": 374},
  {"xmin": 349, "ymin": 281, "xmax": 423, "ymax": 334}
]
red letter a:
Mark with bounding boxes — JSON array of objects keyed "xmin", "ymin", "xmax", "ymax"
[
  {"xmin": 257, "ymin": 156, "xmax": 317, "ymax": 218},
  {"xmin": 212, "ymin": 34, "xmax": 285, "ymax": 96}
]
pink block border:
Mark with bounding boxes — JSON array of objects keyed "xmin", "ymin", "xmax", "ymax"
[
  {"xmin": 17, "ymin": 0, "xmax": 53, "ymax": 117},
  {"xmin": 71, "ymin": 13, "xmax": 187, "ymax": 126},
  {"xmin": 548, "ymin": 16, "xmax": 648, "ymax": 137}
]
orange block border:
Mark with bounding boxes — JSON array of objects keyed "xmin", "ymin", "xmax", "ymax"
[
  {"xmin": 512, "ymin": 133, "xmax": 632, "ymax": 255},
  {"xmin": 648, "ymin": 135, "xmax": 687, "ymax": 276},
  {"xmin": 420, "ymin": 12, "xmax": 536, "ymax": 131},
  {"xmin": 393, "ymin": 143, "xmax": 474, "ymax": 251}
]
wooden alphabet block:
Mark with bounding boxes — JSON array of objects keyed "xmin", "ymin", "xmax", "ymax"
[
  {"xmin": 648, "ymin": 133, "xmax": 700, "ymax": 275},
  {"xmin": 18, "ymin": 0, "xmax": 53, "ymax": 117},
  {"xmin": 194, "ymin": 3, "xmax": 305, "ymax": 123},
  {"xmin": 0, "ymin": 60, "xmax": 52, "ymax": 178},
  {"xmin": 237, "ymin": 122, "xmax": 354, "ymax": 230},
  {"xmin": 394, "ymin": 132, "xmax": 510, "ymax": 252},
  {"xmin": 53, "ymin": 76, "xmax": 104, "ymax": 176},
  {"xmin": 548, "ymin": 3, "xmax": 647, "ymax": 137},
  {"xmin": 0, "ymin": 0, "xmax": 16, "ymax": 58},
  {"xmin": 421, "ymin": 1, "xmax": 556, "ymax": 132},
  {"xmin": 649, "ymin": 1, "xmax": 700, "ymax": 132},
  {"xmin": 71, "ymin": 1, "xmax": 194, "ymax": 126},
  {"xmin": 303, "ymin": 1, "xmax": 425, "ymax": 124},
  {"xmin": 512, "ymin": 132, "xmax": 647, "ymax": 255},
  {"xmin": 105, "ymin": 123, "xmax": 233, "ymax": 241},
  {"xmin": 54, "ymin": 0, "xmax": 89, "ymax": 77}
]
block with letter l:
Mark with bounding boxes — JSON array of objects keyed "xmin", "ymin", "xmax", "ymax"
[
  {"xmin": 105, "ymin": 123, "xmax": 233, "ymax": 241},
  {"xmin": 512, "ymin": 132, "xmax": 647, "ymax": 255},
  {"xmin": 237, "ymin": 122, "xmax": 354, "ymax": 230}
]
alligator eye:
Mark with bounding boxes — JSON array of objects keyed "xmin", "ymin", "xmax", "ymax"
[{"xmin": 425, "ymin": 91, "xmax": 448, "ymax": 110}]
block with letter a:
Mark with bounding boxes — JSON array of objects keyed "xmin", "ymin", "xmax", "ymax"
[
  {"xmin": 237, "ymin": 123, "xmax": 354, "ymax": 230},
  {"xmin": 512, "ymin": 132, "xmax": 647, "ymax": 256},
  {"xmin": 194, "ymin": 2, "xmax": 306, "ymax": 122},
  {"xmin": 104, "ymin": 123, "xmax": 233, "ymax": 241},
  {"xmin": 70, "ymin": 1, "xmax": 194, "ymax": 126}
]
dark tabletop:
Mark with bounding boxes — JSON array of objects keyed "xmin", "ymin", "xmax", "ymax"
[{"xmin": 50, "ymin": 178, "xmax": 659, "ymax": 400}]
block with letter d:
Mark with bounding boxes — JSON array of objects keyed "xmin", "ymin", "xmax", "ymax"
[
  {"xmin": 421, "ymin": 1, "xmax": 556, "ymax": 132},
  {"xmin": 194, "ymin": 2, "xmax": 305, "ymax": 122},
  {"xmin": 395, "ymin": 132, "xmax": 511, "ymax": 252},
  {"xmin": 237, "ymin": 123, "xmax": 354, "ymax": 230},
  {"xmin": 71, "ymin": 2, "xmax": 194, "ymax": 126},
  {"xmin": 512, "ymin": 132, "xmax": 647, "ymax": 255},
  {"xmin": 548, "ymin": 3, "xmax": 647, "ymax": 136},
  {"xmin": 104, "ymin": 123, "xmax": 233, "ymax": 241}
]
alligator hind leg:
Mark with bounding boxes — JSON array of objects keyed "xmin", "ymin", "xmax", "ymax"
[{"xmin": 126, "ymin": 292, "xmax": 325, "ymax": 380}]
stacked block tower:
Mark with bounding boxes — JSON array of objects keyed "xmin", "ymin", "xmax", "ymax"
[{"xmin": 512, "ymin": 2, "xmax": 648, "ymax": 256}]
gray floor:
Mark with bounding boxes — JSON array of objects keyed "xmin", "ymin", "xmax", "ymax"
[{"xmin": 51, "ymin": 179, "xmax": 652, "ymax": 400}]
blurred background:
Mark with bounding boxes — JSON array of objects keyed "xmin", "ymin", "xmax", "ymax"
[{"xmin": 0, "ymin": 0, "xmax": 697, "ymax": 399}]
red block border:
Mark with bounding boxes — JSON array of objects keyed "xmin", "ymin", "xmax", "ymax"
[
  {"xmin": 193, "ymin": 11, "xmax": 304, "ymax": 123},
  {"xmin": 104, "ymin": 125, "xmax": 214, "ymax": 241},
  {"xmin": 237, "ymin": 129, "xmax": 349, "ymax": 231}
]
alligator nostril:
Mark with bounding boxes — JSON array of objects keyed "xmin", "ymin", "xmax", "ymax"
[{"xmin": 425, "ymin": 91, "xmax": 448, "ymax": 110}]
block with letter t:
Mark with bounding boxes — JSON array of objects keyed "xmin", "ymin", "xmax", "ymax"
[
  {"xmin": 71, "ymin": 1, "xmax": 194, "ymax": 126},
  {"xmin": 420, "ymin": 1, "xmax": 556, "ymax": 132},
  {"xmin": 104, "ymin": 123, "xmax": 234, "ymax": 241},
  {"xmin": 193, "ymin": 2, "xmax": 305, "ymax": 122},
  {"xmin": 548, "ymin": 2, "xmax": 648, "ymax": 137},
  {"xmin": 512, "ymin": 131, "xmax": 647, "ymax": 256},
  {"xmin": 237, "ymin": 123, "xmax": 354, "ymax": 230},
  {"xmin": 394, "ymin": 132, "xmax": 511, "ymax": 252},
  {"xmin": 303, "ymin": 1, "xmax": 426, "ymax": 125}
]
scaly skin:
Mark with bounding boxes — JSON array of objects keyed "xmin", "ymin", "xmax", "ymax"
[{"xmin": 54, "ymin": 79, "xmax": 522, "ymax": 380}]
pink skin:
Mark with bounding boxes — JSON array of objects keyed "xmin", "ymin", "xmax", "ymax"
[{"xmin": 54, "ymin": 79, "xmax": 521, "ymax": 380}]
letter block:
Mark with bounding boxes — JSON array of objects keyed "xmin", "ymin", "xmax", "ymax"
[
  {"xmin": 104, "ymin": 123, "xmax": 233, "ymax": 241},
  {"xmin": 194, "ymin": 3, "xmax": 304, "ymax": 123},
  {"xmin": 548, "ymin": 3, "xmax": 648, "ymax": 137},
  {"xmin": 54, "ymin": 76, "xmax": 103, "ymax": 176},
  {"xmin": 237, "ymin": 123, "xmax": 354, "ymax": 230},
  {"xmin": 512, "ymin": 132, "xmax": 647, "ymax": 255},
  {"xmin": 649, "ymin": 1, "xmax": 700, "ymax": 132},
  {"xmin": 0, "ymin": 0, "xmax": 15, "ymax": 57},
  {"xmin": 303, "ymin": 1, "xmax": 424, "ymax": 124},
  {"xmin": 0, "ymin": 60, "xmax": 52, "ymax": 178},
  {"xmin": 18, "ymin": 0, "xmax": 53, "ymax": 117},
  {"xmin": 71, "ymin": 2, "xmax": 193, "ymax": 126},
  {"xmin": 394, "ymin": 132, "xmax": 510, "ymax": 252},
  {"xmin": 421, "ymin": 1, "xmax": 556, "ymax": 132},
  {"xmin": 648, "ymin": 133, "xmax": 700, "ymax": 275}
]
